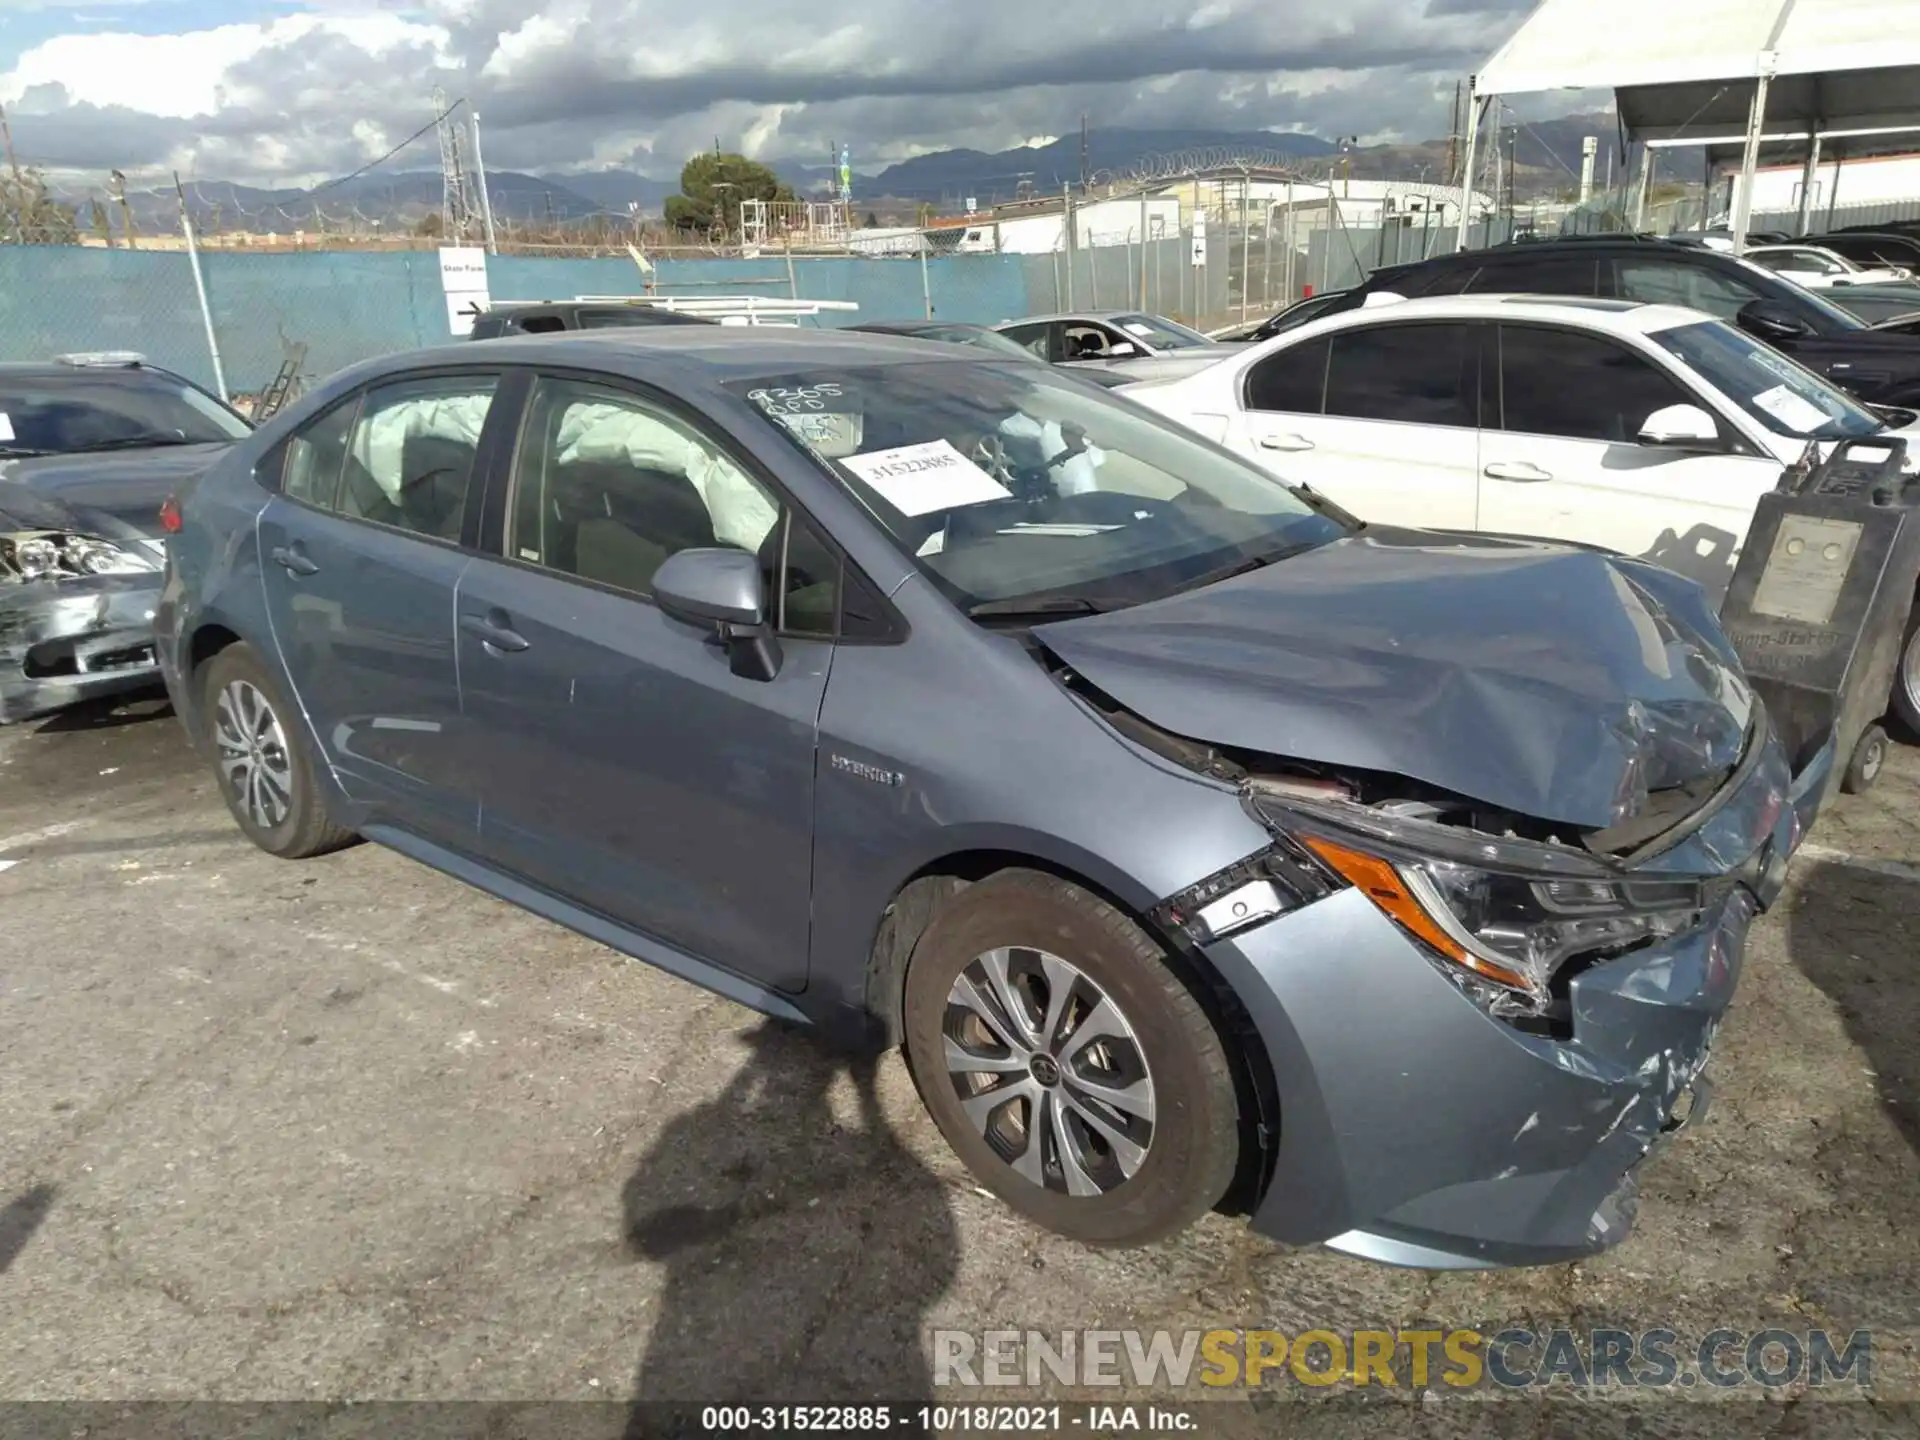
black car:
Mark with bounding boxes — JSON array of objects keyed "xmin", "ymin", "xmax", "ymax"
[
  {"xmin": 466, "ymin": 300, "xmax": 717, "ymax": 339},
  {"xmin": 1318, "ymin": 237, "xmax": 1920, "ymax": 407},
  {"xmin": 1817, "ymin": 230, "xmax": 1920, "ymax": 273},
  {"xmin": 0, "ymin": 354, "xmax": 252, "ymax": 722}
]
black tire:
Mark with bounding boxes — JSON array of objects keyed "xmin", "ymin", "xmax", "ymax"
[
  {"xmin": 1892, "ymin": 606, "xmax": 1920, "ymax": 742},
  {"xmin": 902, "ymin": 869, "xmax": 1240, "ymax": 1248},
  {"xmin": 1842, "ymin": 723, "xmax": 1889, "ymax": 796},
  {"xmin": 200, "ymin": 643, "xmax": 356, "ymax": 859}
]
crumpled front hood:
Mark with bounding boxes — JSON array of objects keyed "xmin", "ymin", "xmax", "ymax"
[
  {"xmin": 0, "ymin": 441, "xmax": 228, "ymax": 539},
  {"xmin": 1034, "ymin": 528, "xmax": 1758, "ymax": 831},
  {"xmin": 0, "ymin": 477, "xmax": 155, "ymax": 552}
]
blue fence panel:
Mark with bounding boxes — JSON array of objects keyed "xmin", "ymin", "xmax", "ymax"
[
  {"xmin": 0, "ymin": 246, "xmax": 213, "ymax": 387},
  {"xmin": 0, "ymin": 244, "xmax": 1046, "ymax": 394}
]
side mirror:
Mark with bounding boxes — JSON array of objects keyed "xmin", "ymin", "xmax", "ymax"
[
  {"xmin": 1737, "ymin": 298, "xmax": 1815, "ymax": 344},
  {"xmin": 1638, "ymin": 403, "xmax": 1722, "ymax": 451},
  {"xmin": 1106, "ymin": 340, "xmax": 1140, "ymax": 357},
  {"xmin": 651, "ymin": 546, "xmax": 782, "ymax": 681}
]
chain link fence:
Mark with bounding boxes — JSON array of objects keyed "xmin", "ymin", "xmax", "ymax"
[{"xmin": 1016, "ymin": 227, "xmax": 1231, "ymax": 324}]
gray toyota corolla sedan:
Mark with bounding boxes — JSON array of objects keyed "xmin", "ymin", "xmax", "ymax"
[{"xmin": 155, "ymin": 328, "xmax": 1825, "ymax": 1266}]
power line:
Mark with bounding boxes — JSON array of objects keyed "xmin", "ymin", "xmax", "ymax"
[{"xmin": 305, "ymin": 95, "xmax": 466, "ymax": 200}]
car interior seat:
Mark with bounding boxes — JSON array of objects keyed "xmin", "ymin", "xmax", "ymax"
[
  {"xmin": 397, "ymin": 431, "xmax": 476, "ymax": 539},
  {"xmin": 548, "ymin": 458, "xmax": 718, "ymax": 595}
]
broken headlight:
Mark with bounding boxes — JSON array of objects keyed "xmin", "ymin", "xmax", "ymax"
[
  {"xmin": 1247, "ymin": 789, "xmax": 1706, "ymax": 1006},
  {"xmin": 1, "ymin": 531, "xmax": 159, "ymax": 581}
]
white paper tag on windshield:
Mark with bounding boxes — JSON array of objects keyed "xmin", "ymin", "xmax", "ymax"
[
  {"xmin": 1123, "ymin": 322, "xmax": 1156, "ymax": 338},
  {"xmin": 840, "ymin": 439, "xmax": 1012, "ymax": 517},
  {"xmin": 1752, "ymin": 384, "xmax": 1831, "ymax": 433},
  {"xmin": 0, "ymin": 413, "xmax": 14, "ymax": 442}
]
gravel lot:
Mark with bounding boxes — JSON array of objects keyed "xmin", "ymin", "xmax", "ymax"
[{"xmin": 1, "ymin": 689, "xmax": 1916, "ymax": 1434}]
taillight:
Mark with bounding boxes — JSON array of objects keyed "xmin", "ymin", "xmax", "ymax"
[{"xmin": 158, "ymin": 495, "xmax": 182, "ymax": 534}]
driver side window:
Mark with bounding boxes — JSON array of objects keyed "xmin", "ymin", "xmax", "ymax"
[
  {"xmin": 508, "ymin": 377, "xmax": 841, "ymax": 637},
  {"xmin": 1613, "ymin": 260, "xmax": 1761, "ymax": 320}
]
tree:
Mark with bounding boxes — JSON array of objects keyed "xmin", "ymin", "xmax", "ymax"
[
  {"xmin": 863, "ymin": 210, "xmax": 880, "ymax": 228},
  {"xmin": 0, "ymin": 166, "xmax": 77, "ymax": 245},
  {"xmin": 412, "ymin": 211, "xmax": 444, "ymax": 238},
  {"xmin": 664, "ymin": 152, "xmax": 794, "ymax": 237}
]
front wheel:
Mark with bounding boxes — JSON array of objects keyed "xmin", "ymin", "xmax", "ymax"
[
  {"xmin": 1892, "ymin": 607, "xmax": 1920, "ymax": 740},
  {"xmin": 902, "ymin": 870, "xmax": 1241, "ymax": 1247}
]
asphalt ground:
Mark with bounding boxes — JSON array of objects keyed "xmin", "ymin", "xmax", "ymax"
[{"xmin": 1, "ymin": 688, "xmax": 1917, "ymax": 1437}]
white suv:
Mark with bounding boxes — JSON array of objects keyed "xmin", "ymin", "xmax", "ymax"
[{"xmin": 1120, "ymin": 292, "xmax": 1920, "ymax": 730}]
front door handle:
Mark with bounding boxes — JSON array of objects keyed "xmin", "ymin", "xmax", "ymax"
[
  {"xmin": 1483, "ymin": 461, "xmax": 1553, "ymax": 483},
  {"xmin": 460, "ymin": 612, "xmax": 530, "ymax": 653},
  {"xmin": 1257, "ymin": 433, "xmax": 1315, "ymax": 453},
  {"xmin": 270, "ymin": 544, "xmax": 318, "ymax": 576}
]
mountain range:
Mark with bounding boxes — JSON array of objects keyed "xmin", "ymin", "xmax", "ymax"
[{"xmin": 77, "ymin": 114, "xmax": 1619, "ymax": 235}]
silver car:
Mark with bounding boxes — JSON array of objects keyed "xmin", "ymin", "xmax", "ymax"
[{"xmin": 156, "ymin": 328, "xmax": 1821, "ymax": 1264}]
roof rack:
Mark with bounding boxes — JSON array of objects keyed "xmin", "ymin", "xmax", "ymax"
[
  {"xmin": 568, "ymin": 295, "xmax": 861, "ymax": 327},
  {"xmin": 55, "ymin": 350, "xmax": 145, "ymax": 368}
]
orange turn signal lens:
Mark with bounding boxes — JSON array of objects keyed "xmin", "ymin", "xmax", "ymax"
[{"xmin": 1301, "ymin": 835, "xmax": 1532, "ymax": 991}]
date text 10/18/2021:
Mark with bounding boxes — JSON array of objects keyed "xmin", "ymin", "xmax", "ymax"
[{"xmin": 700, "ymin": 1406, "xmax": 1195, "ymax": 1432}]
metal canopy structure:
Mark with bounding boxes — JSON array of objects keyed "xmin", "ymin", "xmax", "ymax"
[{"xmin": 1458, "ymin": 0, "xmax": 1920, "ymax": 248}]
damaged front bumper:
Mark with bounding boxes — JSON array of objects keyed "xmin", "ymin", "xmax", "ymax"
[
  {"xmin": 1200, "ymin": 723, "xmax": 1813, "ymax": 1270},
  {"xmin": 0, "ymin": 573, "xmax": 164, "ymax": 724}
]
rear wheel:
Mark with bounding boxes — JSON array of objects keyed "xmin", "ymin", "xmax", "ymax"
[
  {"xmin": 202, "ymin": 644, "xmax": 355, "ymax": 859},
  {"xmin": 902, "ymin": 870, "xmax": 1240, "ymax": 1247}
]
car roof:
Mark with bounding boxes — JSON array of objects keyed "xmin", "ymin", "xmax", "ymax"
[
  {"xmin": 852, "ymin": 320, "xmax": 988, "ymax": 334},
  {"xmin": 1282, "ymin": 293, "xmax": 1711, "ymax": 337},
  {"xmin": 997, "ymin": 311, "xmax": 1152, "ymax": 326},
  {"xmin": 362, "ymin": 325, "xmax": 988, "ymax": 386},
  {"xmin": 0, "ymin": 361, "xmax": 174, "ymax": 380}
]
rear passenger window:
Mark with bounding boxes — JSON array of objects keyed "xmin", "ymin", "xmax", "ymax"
[
  {"xmin": 1244, "ymin": 337, "xmax": 1328, "ymax": 413},
  {"xmin": 282, "ymin": 398, "xmax": 356, "ymax": 507},
  {"xmin": 338, "ymin": 376, "xmax": 497, "ymax": 542},
  {"xmin": 1323, "ymin": 323, "xmax": 1478, "ymax": 427},
  {"xmin": 509, "ymin": 377, "xmax": 813, "ymax": 619}
]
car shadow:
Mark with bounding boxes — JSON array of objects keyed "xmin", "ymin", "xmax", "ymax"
[
  {"xmin": 0, "ymin": 1184, "xmax": 55, "ymax": 1274},
  {"xmin": 620, "ymin": 1019, "xmax": 959, "ymax": 1436},
  {"xmin": 29, "ymin": 687, "xmax": 173, "ymax": 734},
  {"xmin": 1785, "ymin": 858, "xmax": 1920, "ymax": 1160}
]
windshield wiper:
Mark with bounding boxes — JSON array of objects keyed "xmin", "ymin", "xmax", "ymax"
[
  {"xmin": 64, "ymin": 435, "xmax": 207, "ymax": 453},
  {"xmin": 1171, "ymin": 538, "xmax": 1328, "ymax": 595},
  {"xmin": 966, "ymin": 595, "xmax": 1114, "ymax": 621},
  {"xmin": 0, "ymin": 445, "xmax": 50, "ymax": 458}
]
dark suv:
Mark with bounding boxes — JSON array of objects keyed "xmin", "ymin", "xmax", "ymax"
[{"xmin": 1314, "ymin": 237, "xmax": 1920, "ymax": 407}]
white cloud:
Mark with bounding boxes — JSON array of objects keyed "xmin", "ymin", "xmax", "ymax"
[{"xmin": 0, "ymin": 0, "xmax": 1536, "ymax": 185}]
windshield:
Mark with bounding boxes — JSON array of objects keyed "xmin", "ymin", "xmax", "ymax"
[
  {"xmin": 0, "ymin": 368, "xmax": 250, "ymax": 454},
  {"xmin": 727, "ymin": 362, "xmax": 1348, "ymax": 610},
  {"xmin": 1109, "ymin": 314, "xmax": 1214, "ymax": 350},
  {"xmin": 1650, "ymin": 319, "xmax": 1886, "ymax": 441},
  {"xmin": 1729, "ymin": 256, "xmax": 1867, "ymax": 332}
]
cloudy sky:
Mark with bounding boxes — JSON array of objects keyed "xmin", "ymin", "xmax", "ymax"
[{"xmin": 0, "ymin": 0, "xmax": 1550, "ymax": 187}]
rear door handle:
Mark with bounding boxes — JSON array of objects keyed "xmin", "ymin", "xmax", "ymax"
[
  {"xmin": 1257, "ymin": 433, "xmax": 1315, "ymax": 452},
  {"xmin": 1483, "ymin": 461, "xmax": 1553, "ymax": 483},
  {"xmin": 269, "ymin": 544, "xmax": 318, "ymax": 576},
  {"xmin": 460, "ymin": 612, "xmax": 530, "ymax": 653}
]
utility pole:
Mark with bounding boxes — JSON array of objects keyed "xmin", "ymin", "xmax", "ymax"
[
  {"xmin": 1080, "ymin": 114, "xmax": 1089, "ymax": 193},
  {"xmin": 1445, "ymin": 80, "xmax": 1462, "ymax": 185},
  {"xmin": 469, "ymin": 110, "xmax": 499, "ymax": 254}
]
